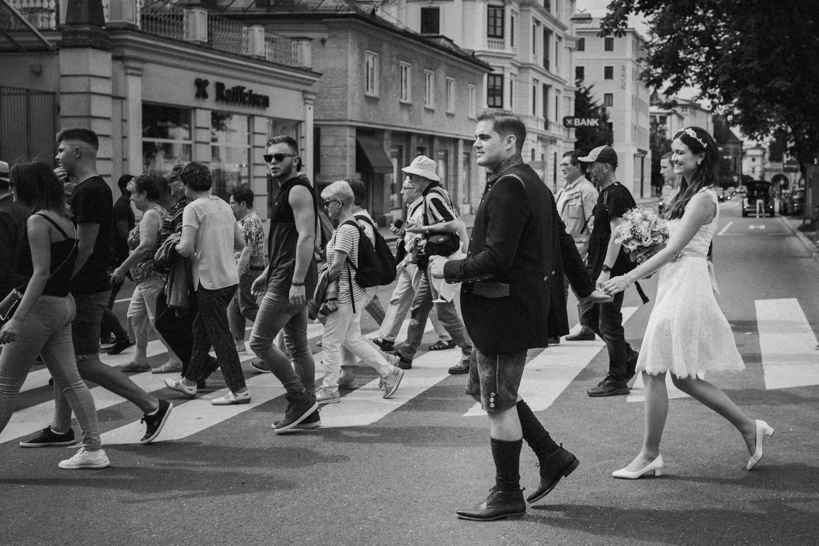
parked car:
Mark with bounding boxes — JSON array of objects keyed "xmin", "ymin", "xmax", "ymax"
[
  {"xmin": 788, "ymin": 188, "xmax": 805, "ymax": 216},
  {"xmin": 742, "ymin": 180, "xmax": 776, "ymax": 217}
]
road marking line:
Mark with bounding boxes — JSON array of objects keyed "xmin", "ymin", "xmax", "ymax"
[
  {"xmin": 717, "ymin": 221, "xmax": 734, "ymax": 236},
  {"xmin": 756, "ymin": 298, "xmax": 819, "ymax": 390},
  {"xmin": 463, "ymin": 307, "xmax": 638, "ymax": 416},
  {"xmin": 749, "ymin": 225, "xmax": 766, "ymax": 230}
]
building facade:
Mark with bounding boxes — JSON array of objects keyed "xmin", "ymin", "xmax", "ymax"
[
  {"xmin": 0, "ymin": 0, "xmax": 319, "ymax": 219},
  {"xmin": 382, "ymin": 0, "xmax": 580, "ymax": 191},
  {"xmin": 573, "ymin": 14, "xmax": 651, "ymax": 197},
  {"xmin": 649, "ymin": 98, "xmax": 714, "ymax": 142}
]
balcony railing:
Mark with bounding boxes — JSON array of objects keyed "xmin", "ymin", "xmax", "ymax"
[
  {"xmin": 487, "ymin": 38, "xmax": 505, "ymax": 50},
  {"xmin": 7, "ymin": 0, "xmax": 58, "ymax": 30},
  {"xmin": 140, "ymin": 5, "xmax": 185, "ymax": 41}
]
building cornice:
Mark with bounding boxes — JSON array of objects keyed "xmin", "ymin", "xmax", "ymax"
[{"xmin": 316, "ymin": 119, "xmax": 474, "ymax": 141}]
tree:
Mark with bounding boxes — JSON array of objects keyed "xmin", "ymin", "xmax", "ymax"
[
  {"xmin": 649, "ymin": 117, "xmax": 671, "ymax": 190},
  {"xmin": 600, "ymin": 0, "xmax": 819, "ymax": 170},
  {"xmin": 573, "ymin": 82, "xmax": 613, "ymax": 153}
]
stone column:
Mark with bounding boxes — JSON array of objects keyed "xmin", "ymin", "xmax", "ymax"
[
  {"xmin": 301, "ymin": 92, "xmax": 316, "ymax": 183},
  {"xmin": 123, "ymin": 60, "xmax": 145, "ymax": 177}
]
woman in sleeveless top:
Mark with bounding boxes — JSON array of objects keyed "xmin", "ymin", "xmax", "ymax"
[
  {"xmin": 602, "ymin": 127, "xmax": 772, "ymax": 478},
  {"xmin": 0, "ymin": 161, "xmax": 108, "ymax": 469},
  {"xmin": 111, "ymin": 174, "xmax": 181, "ymax": 373}
]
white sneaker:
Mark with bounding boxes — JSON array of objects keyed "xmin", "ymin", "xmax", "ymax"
[
  {"xmin": 211, "ymin": 390, "xmax": 251, "ymax": 406},
  {"xmin": 382, "ymin": 366, "xmax": 404, "ymax": 399},
  {"xmin": 58, "ymin": 447, "xmax": 110, "ymax": 470}
]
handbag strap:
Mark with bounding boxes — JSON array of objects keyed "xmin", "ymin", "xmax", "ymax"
[{"xmin": 35, "ymin": 213, "xmax": 78, "ymax": 279}]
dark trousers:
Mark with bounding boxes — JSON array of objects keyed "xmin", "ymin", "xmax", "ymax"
[
  {"xmin": 185, "ymin": 285, "xmax": 246, "ymax": 393},
  {"xmin": 155, "ymin": 288, "xmax": 195, "ymax": 375},
  {"xmin": 99, "ymin": 282, "xmax": 128, "ymax": 341},
  {"xmin": 579, "ymin": 290, "xmax": 635, "ymax": 382}
]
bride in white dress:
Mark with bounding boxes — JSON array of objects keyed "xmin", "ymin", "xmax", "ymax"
[{"xmin": 602, "ymin": 126, "xmax": 773, "ymax": 478}]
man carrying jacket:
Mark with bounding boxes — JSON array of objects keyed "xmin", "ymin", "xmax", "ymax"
[{"xmin": 431, "ymin": 111, "xmax": 609, "ymax": 521}]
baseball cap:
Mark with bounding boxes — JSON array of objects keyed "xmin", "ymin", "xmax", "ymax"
[
  {"xmin": 401, "ymin": 155, "xmax": 440, "ymax": 182},
  {"xmin": 0, "ymin": 160, "xmax": 9, "ymax": 184},
  {"xmin": 578, "ymin": 146, "xmax": 618, "ymax": 167},
  {"xmin": 163, "ymin": 163, "xmax": 187, "ymax": 181}
]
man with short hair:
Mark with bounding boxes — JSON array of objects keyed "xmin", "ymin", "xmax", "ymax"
[
  {"xmin": 579, "ymin": 145, "xmax": 640, "ymax": 397},
  {"xmin": 390, "ymin": 156, "xmax": 473, "ymax": 375},
  {"xmin": 660, "ymin": 151, "xmax": 676, "ymax": 201},
  {"xmin": 249, "ymin": 136, "xmax": 320, "ymax": 433},
  {"xmin": 0, "ymin": 160, "xmax": 26, "ymax": 302},
  {"xmin": 431, "ymin": 110, "xmax": 608, "ymax": 520},
  {"xmin": 227, "ymin": 184, "xmax": 265, "ymax": 352},
  {"xmin": 100, "ymin": 173, "xmax": 134, "ymax": 354},
  {"xmin": 557, "ymin": 150, "xmax": 599, "ymax": 342},
  {"xmin": 20, "ymin": 128, "xmax": 172, "ymax": 453}
]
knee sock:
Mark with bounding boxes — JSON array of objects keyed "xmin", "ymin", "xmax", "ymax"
[
  {"xmin": 517, "ymin": 400, "xmax": 559, "ymax": 462},
  {"xmin": 490, "ymin": 438, "xmax": 522, "ymax": 492}
]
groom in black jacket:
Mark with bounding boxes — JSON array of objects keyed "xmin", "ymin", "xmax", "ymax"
[{"xmin": 431, "ymin": 110, "xmax": 609, "ymax": 521}]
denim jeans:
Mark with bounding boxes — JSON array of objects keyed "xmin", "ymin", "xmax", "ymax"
[
  {"xmin": 0, "ymin": 295, "xmax": 101, "ymax": 450},
  {"xmin": 185, "ymin": 285, "xmax": 246, "ymax": 393},
  {"xmin": 579, "ymin": 290, "xmax": 636, "ymax": 382},
  {"xmin": 397, "ymin": 268, "xmax": 472, "ymax": 361},
  {"xmin": 249, "ymin": 291, "xmax": 315, "ymax": 396},
  {"xmin": 322, "ymin": 297, "xmax": 393, "ymax": 392}
]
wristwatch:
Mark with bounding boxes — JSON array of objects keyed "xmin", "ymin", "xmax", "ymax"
[{"xmin": 601, "ymin": 264, "xmax": 612, "ymax": 273}]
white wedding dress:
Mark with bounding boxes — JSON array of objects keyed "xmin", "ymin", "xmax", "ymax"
[{"xmin": 637, "ymin": 189, "xmax": 745, "ymax": 378}]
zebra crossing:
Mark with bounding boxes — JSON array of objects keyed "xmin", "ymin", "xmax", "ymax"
[{"xmin": 3, "ymin": 298, "xmax": 816, "ymax": 446}]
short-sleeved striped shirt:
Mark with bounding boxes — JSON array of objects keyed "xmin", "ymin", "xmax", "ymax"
[{"xmin": 326, "ymin": 222, "xmax": 367, "ymax": 304}]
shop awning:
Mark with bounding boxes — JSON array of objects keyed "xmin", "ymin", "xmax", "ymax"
[{"xmin": 356, "ymin": 134, "xmax": 393, "ymax": 174}]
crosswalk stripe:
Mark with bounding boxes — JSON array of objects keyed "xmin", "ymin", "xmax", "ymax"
[
  {"xmin": 463, "ymin": 307, "xmax": 638, "ymax": 416},
  {"xmin": 756, "ymin": 298, "xmax": 819, "ymax": 389}
]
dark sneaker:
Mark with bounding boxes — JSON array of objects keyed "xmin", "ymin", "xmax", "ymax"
[
  {"xmin": 587, "ymin": 376, "xmax": 629, "ymax": 397},
  {"xmin": 273, "ymin": 395, "xmax": 319, "ymax": 434},
  {"xmin": 19, "ymin": 426, "xmax": 77, "ymax": 448},
  {"xmin": 274, "ymin": 407, "xmax": 322, "ymax": 430},
  {"xmin": 372, "ymin": 337, "xmax": 394, "ymax": 352},
  {"xmin": 388, "ymin": 351, "xmax": 412, "ymax": 370},
  {"xmin": 548, "ymin": 337, "xmax": 561, "ymax": 345},
  {"xmin": 140, "ymin": 399, "xmax": 174, "ymax": 444},
  {"xmin": 106, "ymin": 337, "xmax": 134, "ymax": 355},
  {"xmin": 565, "ymin": 331, "xmax": 595, "ymax": 341}
]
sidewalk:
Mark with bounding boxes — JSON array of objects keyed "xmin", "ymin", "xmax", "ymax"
[{"xmin": 780, "ymin": 213, "xmax": 819, "ymax": 263}]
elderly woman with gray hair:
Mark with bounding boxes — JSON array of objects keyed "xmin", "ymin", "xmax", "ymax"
[{"xmin": 317, "ymin": 181, "xmax": 404, "ymax": 404}]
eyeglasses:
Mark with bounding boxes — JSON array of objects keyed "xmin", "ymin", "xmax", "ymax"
[
  {"xmin": 263, "ymin": 153, "xmax": 296, "ymax": 163},
  {"xmin": 324, "ymin": 199, "xmax": 342, "ymax": 208}
]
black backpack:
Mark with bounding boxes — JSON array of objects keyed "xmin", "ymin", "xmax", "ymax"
[{"xmin": 341, "ymin": 218, "xmax": 396, "ymax": 288}]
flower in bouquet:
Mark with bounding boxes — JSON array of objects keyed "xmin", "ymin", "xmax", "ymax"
[{"xmin": 614, "ymin": 207, "xmax": 669, "ymax": 262}]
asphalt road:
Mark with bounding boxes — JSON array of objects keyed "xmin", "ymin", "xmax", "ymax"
[{"xmin": 1, "ymin": 198, "xmax": 817, "ymax": 546}]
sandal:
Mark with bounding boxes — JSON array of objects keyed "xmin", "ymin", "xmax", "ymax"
[{"xmin": 429, "ymin": 339, "xmax": 456, "ymax": 351}]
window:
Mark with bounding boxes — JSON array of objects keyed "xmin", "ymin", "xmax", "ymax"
[
  {"xmin": 510, "ymin": 14, "xmax": 516, "ymax": 48},
  {"xmin": 577, "ymin": 37, "xmax": 585, "ymax": 51},
  {"xmin": 210, "ymin": 111, "xmax": 251, "ymax": 201},
  {"xmin": 543, "ymin": 0, "xmax": 551, "ymax": 11},
  {"xmin": 509, "ymin": 75, "xmax": 515, "ymax": 109},
  {"xmin": 488, "ymin": 6, "xmax": 504, "ymax": 38},
  {"xmin": 542, "ymin": 84, "xmax": 550, "ymax": 119},
  {"xmin": 446, "ymin": 78, "xmax": 455, "ymax": 113},
  {"xmin": 400, "ymin": 63, "xmax": 411, "ymax": 103},
  {"xmin": 575, "ymin": 66, "xmax": 585, "ymax": 82},
  {"xmin": 556, "ymin": 36, "xmax": 562, "ymax": 74},
  {"xmin": 487, "ymin": 74, "xmax": 504, "ymax": 108},
  {"xmin": 603, "ymin": 93, "xmax": 614, "ymax": 107},
  {"xmin": 365, "ymin": 51, "xmax": 379, "ymax": 97},
  {"xmin": 468, "ymin": 84, "xmax": 477, "ymax": 118},
  {"xmin": 533, "ymin": 21, "xmax": 540, "ymax": 56},
  {"xmin": 142, "ymin": 104, "xmax": 192, "ymax": 177},
  {"xmin": 604, "ymin": 66, "xmax": 613, "ymax": 79},
  {"xmin": 532, "ymin": 79, "xmax": 538, "ymax": 116},
  {"xmin": 424, "ymin": 70, "xmax": 435, "ymax": 108},
  {"xmin": 543, "ymin": 27, "xmax": 551, "ymax": 70},
  {"xmin": 604, "ymin": 37, "xmax": 614, "ymax": 51},
  {"xmin": 554, "ymin": 90, "xmax": 560, "ymax": 121},
  {"xmin": 420, "ymin": 7, "xmax": 440, "ymax": 34}
]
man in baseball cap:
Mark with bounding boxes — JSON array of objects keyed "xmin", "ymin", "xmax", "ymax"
[{"xmin": 578, "ymin": 145, "xmax": 618, "ymax": 168}]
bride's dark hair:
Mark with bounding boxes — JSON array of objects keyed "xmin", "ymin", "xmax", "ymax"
[{"xmin": 664, "ymin": 126, "xmax": 718, "ymax": 220}]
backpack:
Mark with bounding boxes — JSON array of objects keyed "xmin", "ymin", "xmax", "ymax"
[
  {"xmin": 341, "ymin": 220, "xmax": 384, "ymax": 289},
  {"xmin": 351, "ymin": 214, "xmax": 397, "ymax": 285}
]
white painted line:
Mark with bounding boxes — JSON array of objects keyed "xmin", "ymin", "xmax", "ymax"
[
  {"xmin": 749, "ymin": 225, "xmax": 766, "ymax": 230},
  {"xmin": 717, "ymin": 221, "xmax": 734, "ymax": 236},
  {"xmin": 756, "ymin": 298, "xmax": 819, "ymax": 390},
  {"xmin": 464, "ymin": 307, "xmax": 638, "ymax": 416}
]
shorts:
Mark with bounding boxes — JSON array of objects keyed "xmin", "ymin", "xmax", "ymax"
[
  {"xmin": 465, "ymin": 348, "xmax": 527, "ymax": 413},
  {"xmin": 71, "ymin": 290, "xmax": 110, "ymax": 360}
]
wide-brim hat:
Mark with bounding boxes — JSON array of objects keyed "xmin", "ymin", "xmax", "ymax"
[
  {"xmin": 401, "ymin": 155, "xmax": 440, "ymax": 182},
  {"xmin": 578, "ymin": 146, "xmax": 618, "ymax": 167}
]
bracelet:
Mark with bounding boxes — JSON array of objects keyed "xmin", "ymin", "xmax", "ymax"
[
  {"xmin": 291, "ymin": 281, "xmax": 305, "ymax": 287},
  {"xmin": 625, "ymin": 277, "xmax": 632, "ymax": 287}
]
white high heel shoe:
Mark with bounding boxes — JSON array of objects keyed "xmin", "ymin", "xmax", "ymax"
[
  {"xmin": 746, "ymin": 419, "xmax": 774, "ymax": 471},
  {"xmin": 612, "ymin": 454, "xmax": 664, "ymax": 479}
]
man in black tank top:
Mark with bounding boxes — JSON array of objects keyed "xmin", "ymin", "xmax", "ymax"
[
  {"xmin": 20, "ymin": 129, "xmax": 173, "ymax": 448},
  {"xmin": 248, "ymin": 136, "xmax": 320, "ymax": 433}
]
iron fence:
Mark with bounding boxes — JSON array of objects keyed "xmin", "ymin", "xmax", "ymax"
[{"xmin": 0, "ymin": 86, "xmax": 58, "ymax": 163}]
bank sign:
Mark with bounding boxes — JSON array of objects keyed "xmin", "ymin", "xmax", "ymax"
[
  {"xmin": 563, "ymin": 117, "xmax": 600, "ymax": 128},
  {"xmin": 194, "ymin": 78, "xmax": 270, "ymax": 108}
]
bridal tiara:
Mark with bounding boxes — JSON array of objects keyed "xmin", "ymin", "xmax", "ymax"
[{"xmin": 682, "ymin": 128, "xmax": 708, "ymax": 150}]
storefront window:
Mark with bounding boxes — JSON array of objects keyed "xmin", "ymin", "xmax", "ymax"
[
  {"xmin": 211, "ymin": 111, "xmax": 251, "ymax": 201},
  {"xmin": 142, "ymin": 104, "xmax": 192, "ymax": 177}
]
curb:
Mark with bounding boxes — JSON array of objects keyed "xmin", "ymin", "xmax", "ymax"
[{"xmin": 779, "ymin": 216, "xmax": 819, "ymax": 264}]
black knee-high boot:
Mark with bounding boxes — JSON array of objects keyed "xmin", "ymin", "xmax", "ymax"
[{"xmin": 516, "ymin": 400, "xmax": 579, "ymax": 504}]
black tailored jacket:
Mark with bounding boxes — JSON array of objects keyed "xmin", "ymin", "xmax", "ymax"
[{"xmin": 443, "ymin": 163, "xmax": 595, "ymax": 353}]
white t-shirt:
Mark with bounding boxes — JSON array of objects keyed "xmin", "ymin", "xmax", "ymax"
[
  {"xmin": 327, "ymin": 222, "xmax": 367, "ymax": 304},
  {"xmin": 183, "ymin": 195, "xmax": 239, "ymax": 290}
]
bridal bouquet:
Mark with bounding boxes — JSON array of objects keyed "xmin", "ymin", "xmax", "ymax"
[{"xmin": 614, "ymin": 207, "xmax": 669, "ymax": 263}]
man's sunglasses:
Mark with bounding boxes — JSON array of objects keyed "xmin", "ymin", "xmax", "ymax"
[{"xmin": 263, "ymin": 153, "xmax": 296, "ymax": 163}]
